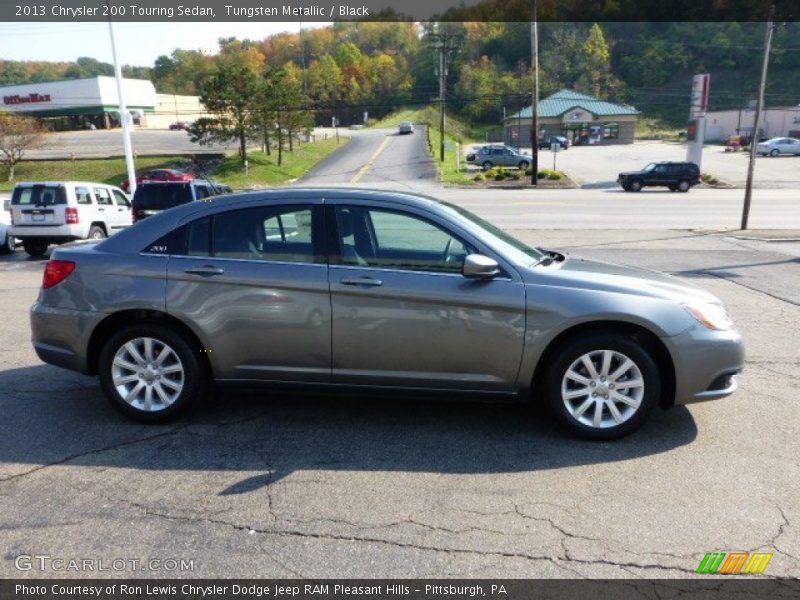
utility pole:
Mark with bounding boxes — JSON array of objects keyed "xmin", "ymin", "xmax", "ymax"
[
  {"xmin": 107, "ymin": 17, "xmax": 136, "ymax": 196},
  {"xmin": 529, "ymin": 0, "xmax": 539, "ymax": 186},
  {"xmin": 430, "ymin": 27, "xmax": 462, "ymax": 164},
  {"xmin": 517, "ymin": 59, "xmax": 525, "ymax": 152},
  {"xmin": 742, "ymin": 5, "xmax": 775, "ymax": 230}
]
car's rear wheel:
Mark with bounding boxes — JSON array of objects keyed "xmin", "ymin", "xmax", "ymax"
[
  {"xmin": 677, "ymin": 179, "xmax": 691, "ymax": 192},
  {"xmin": 0, "ymin": 232, "xmax": 15, "ymax": 254},
  {"xmin": 518, "ymin": 160, "xmax": 530, "ymax": 171},
  {"xmin": 629, "ymin": 179, "xmax": 643, "ymax": 192},
  {"xmin": 544, "ymin": 333, "xmax": 660, "ymax": 440},
  {"xmin": 770, "ymin": 149, "xmax": 780, "ymax": 157},
  {"xmin": 482, "ymin": 161, "xmax": 493, "ymax": 171},
  {"xmin": 668, "ymin": 185, "xmax": 678, "ymax": 192},
  {"xmin": 98, "ymin": 324, "xmax": 206, "ymax": 423},
  {"xmin": 23, "ymin": 240, "xmax": 48, "ymax": 257},
  {"xmin": 88, "ymin": 225, "xmax": 106, "ymax": 240}
]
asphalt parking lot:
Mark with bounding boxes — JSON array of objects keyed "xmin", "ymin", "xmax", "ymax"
[
  {"xmin": 1, "ymin": 229, "xmax": 798, "ymax": 578},
  {"xmin": 466, "ymin": 141, "xmax": 800, "ymax": 189}
]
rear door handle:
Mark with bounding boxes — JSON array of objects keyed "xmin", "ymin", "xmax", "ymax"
[
  {"xmin": 184, "ymin": 266, "xmax": 225, "ymax": 276},
  {"xmin": 340, "ymin": 276, "xmax": 382, "ymax": 287}
]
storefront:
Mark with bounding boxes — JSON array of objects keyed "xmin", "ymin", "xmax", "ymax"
[
  {"xmin": 504, "ymin": 89, "xmax": 640, "ymax": 147},
  {"xmin": 0, "ymin": 76, "xmax": 156, "ymax": 130}
]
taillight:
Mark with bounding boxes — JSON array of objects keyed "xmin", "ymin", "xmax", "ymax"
[
  {"xmin": 8, "ymin": 210, "xmax": 13, "ymax": 226},
  {"xmin": 65, "ymin": 207, "xmax": 79, "ymax": 224},
  {"xmin": 42, "ymin": 260, "xmax": 76, "ymax": 289}
]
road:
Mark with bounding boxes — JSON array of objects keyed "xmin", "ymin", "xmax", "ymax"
[{"xmin": 1, "ymin": 230, "xmax": 799, "ymax": 578}]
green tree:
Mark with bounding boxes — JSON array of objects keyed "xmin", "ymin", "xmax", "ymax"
[{"xmin": 0, "ymin": 113, "xmax": 45, "ymax": 181}]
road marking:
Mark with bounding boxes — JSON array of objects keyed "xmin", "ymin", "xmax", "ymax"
[{"xmin": 350, "ymin": 136, "xmax": 393, "ymax": 183}]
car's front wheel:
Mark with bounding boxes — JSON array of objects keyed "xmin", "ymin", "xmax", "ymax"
[
  {"xmin": 482, "ymin": 161, "xmax": 493, "ymax": 171},
  {"xmin": 544, "ymin": 333, "xmax": 660, "ymax": 440},
  {"xmin": 98, "ymin": 324, "xmax": 206, "ymax": 422},
  {"xmin": 518, "ymin": 160, "xmax": 530, "ymax": 171},
  {"xmin": 770, "ymin": 149, "xmax": 780, "ymax": 157},
  {"xmin": 628, "ymin": 179, "xmax": 643, "ymax": 192}
]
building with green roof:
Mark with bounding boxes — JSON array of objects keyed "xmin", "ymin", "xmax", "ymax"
[{"xmin": 504, "ymin": 89, "xmax": 640, "ymax": 146}]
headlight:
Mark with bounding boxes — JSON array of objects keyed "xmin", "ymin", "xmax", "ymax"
[{"xmin": 684, "ymin": 302, "xmax": 733, "ymax": 331}]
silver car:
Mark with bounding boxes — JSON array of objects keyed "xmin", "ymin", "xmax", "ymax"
[
  {"xmin": 756, "ymin": 137, "xmax": 800, "ymax": 157},
  {"xmin": 30, "ymin": 189, "xmax": 744, "ymax": 440},
  {"xmin": 467, "ymin": 145, "xmax": 532, "ymax": 170}
]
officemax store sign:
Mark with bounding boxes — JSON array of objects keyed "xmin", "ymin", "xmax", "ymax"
[{"xmin": 3, "ymin": 93, "xmax": 52, "ymax": 105}]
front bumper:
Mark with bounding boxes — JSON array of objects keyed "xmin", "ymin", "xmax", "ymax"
[{"xmin": 668, "ymin": 325, "xmax": 745, "ymax": 405}]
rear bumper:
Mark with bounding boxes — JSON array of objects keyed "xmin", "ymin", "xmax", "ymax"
[
  {"xmin": 30, "ymin": 302, "xmax": 101, "ymax": 375},
  {"xmin": 11, "ymin": 224, "xmax": 86, "ymax": 241}
]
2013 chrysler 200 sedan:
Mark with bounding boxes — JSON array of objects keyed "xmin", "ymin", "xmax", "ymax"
[{"xmin": 30, "ymin": 189, "xmax": 744, "ymax": 440}]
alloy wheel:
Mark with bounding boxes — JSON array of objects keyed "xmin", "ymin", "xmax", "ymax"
[
  {"xmin": 111, "ymin": 337, "xmax": 185, "ymax": 412},
  {"xmin": 560, "ymin": 349, "xmax": 645, "ymax": 429}
]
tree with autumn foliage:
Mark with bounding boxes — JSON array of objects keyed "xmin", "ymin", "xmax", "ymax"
[{"xmin": 0, "ymin": 112, "xmax": 45, "ymax": 182}]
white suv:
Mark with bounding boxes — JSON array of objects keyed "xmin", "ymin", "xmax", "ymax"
[{"xmin": 10, "ymin": 182, "xmax": 132, "ymax": 256}]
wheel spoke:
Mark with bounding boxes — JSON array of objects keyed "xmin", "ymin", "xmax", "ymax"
[
  {"xmin": 610, "ymin": 358, "xmax": 633, "ymax": 381},
  {"xmin": 154, "ymin": 346, "xmax": 171, "ymax": 366},
  {"xmin": 153, "ymin": 382, "xmax": 171, "ymax": 405},
  {"xmin": 143, "ymin": 338, "xmax": 155, "ymax": 362},
  {"xmin": 113, "ymin": 373, "xmax": 139, "ymax": 386},
  {"xmin": 612, "ymin": 390, "xmax": 641, "ymax": 409},
  {"xmin": 161, "ymin": 363, "xmax": 183, "ymax": 374},
  {"xmin": 581, "ymin": 355, "xmax": 600, "ymax": 379},
  {"xmin": 124, "ymin": 341, "xmax": 146, "ymax": 366},
  {"xmin": 606, "ymin": 399, "xmax": 624, "ymax": 423},
  {"xmin": 614, "ymin": 378, "xmax": 643, "ymax": 391},
  {"xmin": 143, "ymin": 385, "xmax": 153, "ymax": 411},
  {"xmin": 600, "ymin": 350, "xmax": 613, "ymax": 377},
  {"xmin": 124, "ymin": 381, "xmax": 145, "ymax": 404},
  {"xmin": 113, "ymin": 357, "xmax": 138, "ymax": 372},
  {"xmin": 160, "ymin": 377, "xmax": 182, "ymax": 391},
  {"xmin": 592, "ymin": 399, "xmax": 604, "ymax": 427},
  {"xmin": 565, "ymin": 370, "xmax": 591, "ymax": 386},
  {"xmin": 563, "ymin": 387, "xmax": 590, "ymax": 400},
  {"xmin": 573, "ymin": 397, "xmax": 594, "ymax": 419}
]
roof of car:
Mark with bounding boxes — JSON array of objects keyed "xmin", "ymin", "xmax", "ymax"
[{"xmin": 15, "ymin": 181, "xmax": 121, "ymax": 187}]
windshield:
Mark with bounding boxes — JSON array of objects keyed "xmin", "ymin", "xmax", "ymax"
[
  {"xmin": 441, "ymin": 202, "xmax": 545, "ymax": 266},
  {"xmin": 643, "ymin": 163, "xmax": 657, "ymax": 172}
]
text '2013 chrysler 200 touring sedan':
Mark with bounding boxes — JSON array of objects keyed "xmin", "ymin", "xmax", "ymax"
[{"xmin": 30, "ymin": 189, "xmax": 744, "ymax": 440}]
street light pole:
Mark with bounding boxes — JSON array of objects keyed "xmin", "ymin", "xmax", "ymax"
[
  {"xmin": 107, "ymin": 18, "xmax": 137, "ymax": 196},
  {"xmin": 529, "ymin": 0, "xmax": 539, "ymax": 186},
  {"xmin": 742, "ymin": 5, "xmax": 775, "ymax": 230}
]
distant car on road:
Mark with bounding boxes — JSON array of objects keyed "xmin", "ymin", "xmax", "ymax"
[
  {"xmin": 538, "ymin": 135, "xmax": 570, "ymax": 150},
  {"xmin": 467, "ymin": 145, "xmax": 532, "ymax": 170},
  {"xmin": 398, "ymin": 121, "xmax": 415, "ymax": 135},
  {"xmin": 618, "ymin": 161, "xmax": 701, "ymax": 193},
  {"xmin": 9, "ymin": 181, "xmax": 132, "ymax": 256},
  {"xmin": 169, "ymin": 121, "xmax": 193, "ymax": 131},
  {"xmin": 131, "ymin": 180, "xmax": 231, "ymax": 223},
  {"xmin": 29, "ymin": 188, "xmax": 744, "ymax": 440},
  {"xmin": 756, "ymin": 137, "xmax": 800, "ymax": 157},
  {"xmin": 121, "ymin": 168, "xmax": 194, "ymax": 192}
]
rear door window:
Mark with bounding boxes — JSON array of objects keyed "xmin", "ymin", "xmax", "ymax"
[{"xmin": 94, "ymin": 187, "xmax": 113, "ymax": 206}]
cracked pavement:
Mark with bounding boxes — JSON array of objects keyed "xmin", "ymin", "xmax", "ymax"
[{"xmin": 0, "ymin": 229, "xmax": 798, "ymax": 579}]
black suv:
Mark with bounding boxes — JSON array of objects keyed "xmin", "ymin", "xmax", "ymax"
[
  {"xmin": 132, "ymin": 181, "xmax": 232, "ymax": 222},
  {"xmin": 618, "ymin": 162, "xmax": 701, "ymax": 192}
]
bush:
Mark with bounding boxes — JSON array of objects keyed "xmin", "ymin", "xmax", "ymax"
[
  {"xmin": 510, "ymin": 171, "xmax": 521, "ymax": 180},
  {"xmin": 701, "ymin": 172, "xmax": 719, "ymax": 185},
  {"xmin": 473, "ymin": 173, "xmax": 485, "ymax": 182},
  {"xmin": 536, "ymin": 168, "xmax": 564, "ymax": 180},
  {"xmin": 525, "ymin": 167, "xmax": 534, "ymax": 177},
  {"xmin": 494, "ymin": 168, "xmax": 507, "ymax": 181}
]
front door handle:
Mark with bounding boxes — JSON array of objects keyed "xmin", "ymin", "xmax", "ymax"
[
  {"xmin": 340, "ymin": 276, "xmax": 382, "ymax": 287},
  {"xmin": 184, "ymin": 266, "xmax": 225, "ymax": 276}
]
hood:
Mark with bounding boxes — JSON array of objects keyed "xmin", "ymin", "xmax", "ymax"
[
  {"xmin": 527, "ymin": 256, "xmax": 720, "ymax": 304},
  {"xmin": 618, "ymin": 170, "xmax": 646, "ymax": 177}
]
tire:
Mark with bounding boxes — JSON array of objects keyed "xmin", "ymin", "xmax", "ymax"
[
  {"xmin": 677, "ymin": 179, "xmax": 690, "ymax": 192},
  {"xmin": 769, "ymin": 149, "xmax": 779, "ymax": 157},
  {"xmin": 23, "ymin": 240, "xmax": 48, "ymax": 257},
  {"xmin": 518, "ymin": 160, "xmax": 530, "ymax": 171},
  {"xmin": 0, "ymin": 232, "xmax": 15, "ymax": 255},
  {"xmin": 543, "ymin": 333, "xmax": 661, "ymax": 440},
  {"xmin": 629, "ymin": 179, "xmax": 643, "ymax": 192},
  {"xmin": 621, "ymin": 184, "xmax": 631, "ymax": 192},
  {"xmin": 88, "ymin": 225, "xmax": 106, "ymax": 240},
  {"xmin": 482, "ymin": 161, "xmax": 493, "ymax": 171},
  {"xmin": 98, "ymin": 323, "xmax": 206, "ymax": 423},
  {"xmin": 668, "ymin": 185, "xmax": 678, "ymax": 192}
]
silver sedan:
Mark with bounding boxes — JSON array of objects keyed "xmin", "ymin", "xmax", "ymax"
[
  {"xmin": 30, "ymin": 189, "xmax": 744, "ymax": 440},
  {"xmin": 756, "ymin": 137, "xmax": 800, "ymax": 156}
]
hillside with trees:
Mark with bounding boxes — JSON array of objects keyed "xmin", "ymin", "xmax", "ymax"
[{"xmin": 2, "ymin": 22, "xmax": 800, "ymax": 129}]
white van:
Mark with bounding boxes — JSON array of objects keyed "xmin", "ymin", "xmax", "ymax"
[{"xmin": 9, "ymin": 181, "xmax": 132, "ymax": 256}]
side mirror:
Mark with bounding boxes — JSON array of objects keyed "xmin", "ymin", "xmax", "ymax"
[{"xmin": 463, "ymin": 254, "xmax": 500, "ymax": 279}]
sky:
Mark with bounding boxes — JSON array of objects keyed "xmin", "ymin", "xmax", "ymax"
[{"xmin": 0, "ymin": 22, "xmax": 330, "ymax": 66}]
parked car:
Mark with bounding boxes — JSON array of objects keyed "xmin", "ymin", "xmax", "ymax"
[
  {"xmin": 131, "ymin": 180, "xmax": 230, "ymax": 223},
  {"xmin": 618, "ymin": 162, "xmax": 701, "ymax": 192},
  {"xmin": 467, "ymin": 145, "xmax": 532, "ymax": 170},
  {"xmin": 398, "ymin": 121, "xmax": 415, "ymax": 135},
  {"xmin": 30, "ymin": 188, "xmax": 743, "ymax": 440},
  {"xmin": 120, "ymin": 168, "xmax": 194, "ymax": 192},
  {"xmin": 538, "ymin": 135, "xmax": 570, "ymax": 150},
  {"xmin": 9, "ymin": 182, "xmax": 132, "ymax": 256},
  {"xmin": 756, "ymin": 137, "xmax": 800, "ymax": 157},
  {"xmin": 0, "ymin": 199, "xmax": 15, "ymax": 254},
  {"xmin": 169, "ymin": 121, "xmax": 193, "ymax": 131}
]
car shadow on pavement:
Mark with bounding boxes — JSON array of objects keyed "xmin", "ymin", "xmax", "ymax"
[{"xmin": 0, "ymin": 365, "xmax": 698, "ymax": 493}]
